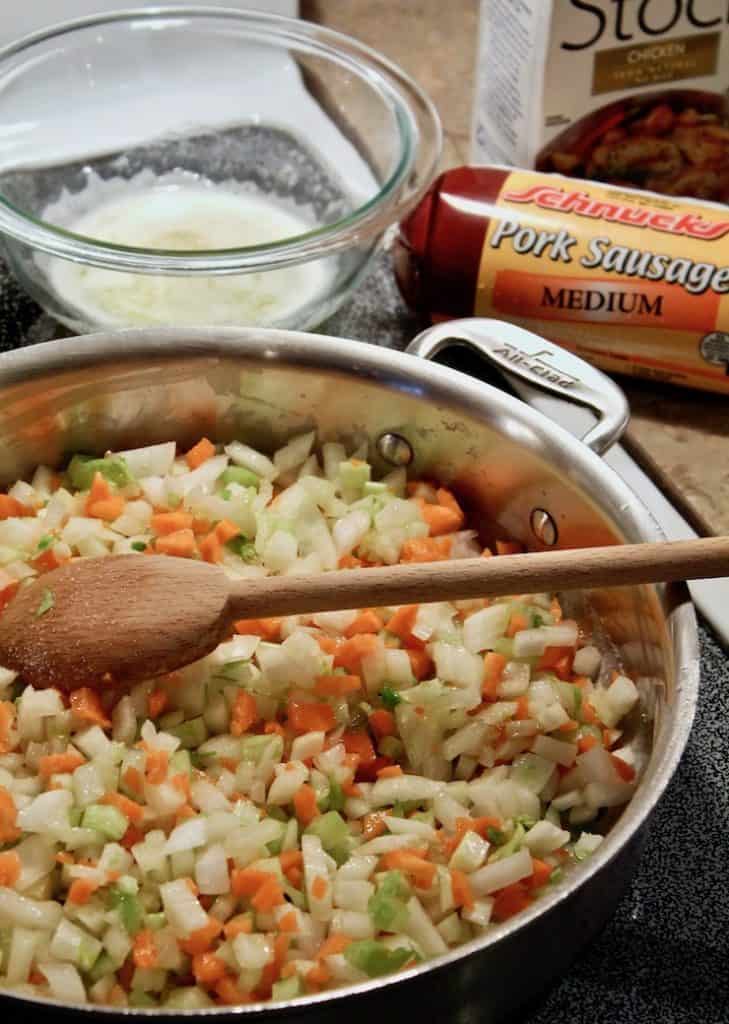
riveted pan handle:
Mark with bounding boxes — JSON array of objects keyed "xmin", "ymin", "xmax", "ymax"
[{"xmin": 406, "ymin": 318, "xmax": 629, "ymax": 456}]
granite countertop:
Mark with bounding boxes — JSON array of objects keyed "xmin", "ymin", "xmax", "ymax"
[{"xmin": 306, "ymin": 0, "xmax": 729, "ymax": 537}]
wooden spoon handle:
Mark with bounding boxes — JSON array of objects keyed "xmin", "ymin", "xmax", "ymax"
[{"xmin": 227, "ymin": 536, "xmax": 729, "ymax": 620}]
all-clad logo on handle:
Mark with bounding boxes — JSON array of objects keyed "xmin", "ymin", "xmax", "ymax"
[{"xmin": 491, "ymin": 342, "xmax": 580, "ymax": 390}]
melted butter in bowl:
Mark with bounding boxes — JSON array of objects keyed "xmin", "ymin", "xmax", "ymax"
[{"xmin": 47, "ymin": 185, "xmax": 334, "ymax": 327}]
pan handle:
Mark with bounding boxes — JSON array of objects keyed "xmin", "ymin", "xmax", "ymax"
[{"xmin": 406, "ymin": 318, "xmax": 629, "ymax": 456}]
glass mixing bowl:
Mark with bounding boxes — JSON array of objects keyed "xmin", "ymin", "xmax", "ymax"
[{"xmin": 0, "ymin": 7, "xmax": 441, "ymax": 333}]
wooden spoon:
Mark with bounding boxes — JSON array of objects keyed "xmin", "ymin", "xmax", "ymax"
[{"xmin": 0, "ymin": 536, "xmax": 724, "ymax": 691}]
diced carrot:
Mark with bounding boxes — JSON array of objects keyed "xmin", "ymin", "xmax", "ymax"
[
  {"xmin": 185, "ymin": 437, "xmax": 216, "ymax": 470},
  {"xmin": 342, "ymin": 781, "xmax": 362, "ymax": 798},
  {"xmin": 286, "ymin": 865, "xmax": 303, "ymax": 889},
  {"xmin": 31, "ymin": 546, "xmax": 68, "ymax": 573},
  {"xmin": 287, "ymin": 700, "xmax": 335, "ymax": 735},
  {"xmin": 344, "ymin": 609, "xmax": 384, "ymax": 636},
  {"xmin": 558, "ymin": 718, "xmax": 579, "ymax": 733},
  {"xmin": 39, "ymin": 751, "xmax": 85, "ymax": 777},
  {"xmin": 0, "ymin": 577, "xmax": 19, "ymax": 615},
  {"xmin": 192, "ymin": 951, "xmax": 228, "ymax": 986},
  {"xmin": 337, "ymin": 554, "xmax": 363, "ymax": 569},
  {"xmin": 223, "ymin": 914, "xmax": 253, "ymax": 939},
  {"xmin": 550, "ymin": 596, "xmax": 563, "ymax": 622},
  {"xmin": 191, "ymin": 517, "xmax": 213, "ymax": 536},
  {"xmin": 0, "ymin": 701, "xmax": 16, "ymax": 755},
  {"xmin": 68, "ymin": 877, "xmax": 100, "ymax": 905},
  {"xmin": 151, "ymin": 511, "xmax": 193, "ymax": 535},
  {"xmin": 179, "ymin": 916, "xmax": 223, "ymax": 955},
  {"xmin": 293, "ymin": 784, "xmax": 319, "ymax": 827},
  {"xmin": 280, "ymin": 850, "xmax": 303, "ymax": 872},
  {"xmin": 231, "ymin": 867, "xmax": 270, "ymax": 898},
  {"xmin": 101, "ymin": 791, "xmax": 144, "ymax": 823},
  {"xmin": 132, "ymin": 929, "xmax": 159, "ymax": 968},
  {"xmin": 145, "ymin": 748, "xmax": 169, "ymax": 784},
  {"xmin": 305, "ymin": 963, "xmax": 330, "ymax": 988},
  {"xmin": 251, "ymin": 875, "xmax": 284, "ymax": 912},
  {"xmin": 70, "ymin": 687, "xmax": 111, "ymax": 729},
  {"xmin": 198, "ymin": 532, "xmax": 222, "ymax": 564},
  {"xmin": 147, "ymin": 689, "xmax": 168, "ymax": 720},
  {"xmin": 214, "ymin": 974, "xmax": 249, "ymax": 1006},
  {"xmin": 342, "ymin": 730, "xmax": 375, "ymax": 763},
  {"xmin": 481, "ymin": 547, "xmax": 493, "ymax": 558},
  {"xmin": 400, "ymin": 536, "xmax": 452, "ymax": 562},
  {"xmin": 0, "ymin": 850, "xmax": 21, "ymax": 887},
  {"xmin": 436, "ymin": 487, "xmax": 465, "ymax": 521},
  {"xmin": 317, "ymin": 933, "xmax": 352, "ymax": 959},
  {"xmin": 264, "ymin": 721, "xmax": 285, "ymax": 737},
  {"xmin": 154, "ymin": 529, "xmax": 198, "ymax": 558},
  {"xmin": 538, "ymin": 646, "xmax": 573, "ymax": 671},
  {"xmin": 356, "ymin": 755, "xmax": 394, "ymax": 783},
  {"xmin": 603, "ymin": 728, "xmax": 620, "ymax": 749},
  {"xmin": 87, "ymin": 472, "xmax": 112, "ymax": 505},
  {"xmin": 234, "ymin": 618, "xmax": 282, "ymax": 641},
  {"xmin": 380, "ymin": 849, "xmax": 436, "ymax": 890},
  {"xmin": 255, "ymin": 933, "xmax": 289, "ymax": 999},
  {"xmin": 376, "ymin": 764, "xmax": 403, "ymax": 779},
  {"xmin": 582, "ymin": 701, "xmax": 599, "ymax": 725},
  {"xmin": 418, "ymin": 500, "xmax": 463, "ymax": 537},
  {"xmin": 332, "ymin": 633, "xmax": 378, "ymax": 673},
  {"xmin": 0, "ymin": 494, "xmax": 32, "ymax": 519},
  {"xmin": 171, "ymin": 773, "xmax": 191, "ymax": 800},
  {"xmin": 528, "ymin": 858, "xmax": 552, "ymax": 890},
  {"xmin": 278, "ymin": 910, "xmax": 299, "ymax": 933},
  {"xmin": 311, "ymin": 876, "xmax": 329, "ymax": 900},
  {"xmin": 362, "ymin": 812, "xmax": 387, "ymax": 840},
  {"xmin": 214, "ymin": 519, "xmax": 240, "ymax": 544},
  {"xmin": 120, "ymin": 824, "xmax": 145, "ymax": 850},
  {"xmin": 368, "ymin": 708, "xmax": 396, "ymax": 739},
  {"xmin": 514, "ymin": 696, "xmax": 530, "ymax": 720},
  {"xmin": 450, "ymin": 868, "xmax": 474, "ymax": 910},
  {"xmin": 495, "ymin": 540, "xmax": 523, "ymax": 556},
  {"xmin": 506, "ymin": 612, "xmax": 528, "ymax": 638},
  {"xmin": 577, "ymin": 735, "xmax": 599, "ymax": 753},
  {"xmin": 492, "ymin": 881, "xmax": 531, "ymax": 921},
  {"xmin": 87, "ymin": 496, "xmax": 126, "ymax": 521},
  {"xmin": 610, "ymin": 753, "xmax": 636, "ymax": 782},
  {"xmin": 404, "ymin": 646, "xmax": 432, "ymax": 681},
  {"xmin": 315, "ymin": 634, "xmax": 339, "ymax": 655},
  {"xmin": 386, "ymin": 604, "xmax": 419, "ymax": 642},
  {"xmin": 313, "ymin": 674, "xmax": 361, "ymax": 697},
  {"xmin": 175, "ymin": 803, "xmax": 196, "ymax": 824},
  {"xmin": 230, "ymin": 691, "xmax": 258, "ymax": 737},
  {"xmin": 123, "ymin": 766, "xmax": 145, "ymax": 797},
  {"xmin": 482, "ymin": 651, "xmax": 507, "ymax": 699},
  {"xmin": 56, "ymin": 852, "xmax": 74, "ymax": 865}
]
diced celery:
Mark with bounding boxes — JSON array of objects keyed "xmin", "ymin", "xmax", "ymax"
[
  {"xmin": 164, "ymin": 987, "xmax": 214, "ymax": 1009},
  {"xmin": 82, "ymin": 804, "xmax": 128, "ymax": 840},
  {"xmin": 271, "ymin": 975, "xmax": 303, "ymax": 1001},
  {"xmin": 221, "ymin": 466, "xmax": 260, "ymax": 490},
  {"xmin": 79, "ymin": 936, "xmax": 102, "ymax": 973},
  {"xmin": 266, "ymin": 837, "xmax": 284, "ymax": 856},
  {"xmin": 88, "ymin": 950, "xmax": 116, "ymax": 983},
  {"xmin": 159, "ymin": 710, "xmax": 185, "ymax": 730},
  {"xmin": 240, "ymin": 735, "xmax": 283, "ymax": 764},
  {"xmin": 305, "ymin": 811, "xmax": 350, "ymax": 864},
  {"xmin": 363, "ymin": 481, "xmax": 388, "ymax": 496},
  {"xmin": 327, "ymin": 777, "xmax": 344, "ymax": 813},
  {"xmin": 167, "ymin": 717, "xmax": 208, "ymax": 749},
  {"xmin": 380, "ymin": 686, "xmax": 402, "ymax": 710},
  {"xmin": 339, "ymin": 460, "xmax": 371, "ymax": 498},
  {"xmin": 368, "ymin": 871, "xmax": 411, "ymax": 931},
  {"xmin": 170, "ymin": 750, "xmax": 192, "ymax": 775},
  {"xmin": 144, "ymin": 913, "xmax": 166, "ymax": 932},
  {"xmin": 378, "ymin": 736, "xmax": 404, "ymax": 760},
  {"xmin": 68, "ymin": 454, "xmax": 134, "ymax": 490},
  {"xmin": 266, "ymin": 805, "xmax": 287, "ymax": 823},
  {"xmin": 131, "ymin": 540, "xmax": 148, "ymax": 552},
  {"xmin": 490, "ymin": 823, "xmax": 525, "ymax": 861},
  {"xmin": 129, "ymin": 991, "xmax": 158, "ymax": 1008},
  {"xmin": 344, "ymin": 939, "xmax": 411, "ymax": 978},
  {"xmin": 226, "ymin": 535, "xmax": 258, "ymax": 561},
  {"xmin": 491, "ymin": 637, "xmax": 515, "ymax": 658},
  {"xmin": 108, "ymin": 886, "xmax": 144, "ymax": 934}
]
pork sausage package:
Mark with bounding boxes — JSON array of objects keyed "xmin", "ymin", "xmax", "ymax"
[{"xmin": 471, "ymin": 1, "xmax": 729, "ymax": 204}]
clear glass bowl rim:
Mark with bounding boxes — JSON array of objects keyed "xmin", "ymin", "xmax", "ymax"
[{"xmin": 0, "ymin": 5, "xmax": 442, "ymax": 275}]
